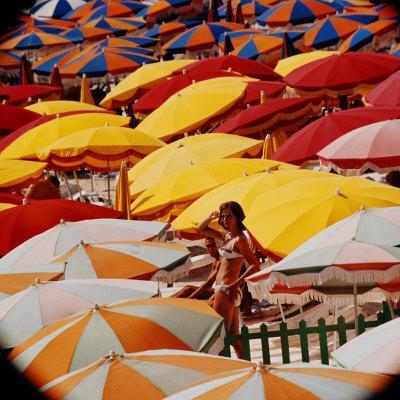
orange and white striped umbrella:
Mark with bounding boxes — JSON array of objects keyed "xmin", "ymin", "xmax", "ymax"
[
  {"xmin": 166, "ymin": 362, "xmax": 391, "ymax": 400},
  {"xmin": 41, "ymin": 350, "xmax": 251, "ymax": 399},
  {"xmin": 9, "ymin": 298, "xmax": 225, "ymax": 388}
]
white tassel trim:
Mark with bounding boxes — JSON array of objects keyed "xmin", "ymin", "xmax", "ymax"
[{"xmin": 320, "ymin": 161, "xmax": 400, "ymax": 176}]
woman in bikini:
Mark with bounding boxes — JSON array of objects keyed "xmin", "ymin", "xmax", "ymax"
[{"xmin": 195, "ymin": 201, "xmax": 260, "ymax": 358}]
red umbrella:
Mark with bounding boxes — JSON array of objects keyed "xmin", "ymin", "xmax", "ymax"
[
  {"xmin": 318, "ymin": 119, "xmax": 400, "ymax": 175},
  {"xmin": 365, "ymin": 70, "xmax": 400, "ymax": 107},
  {"xmin": 132, "ymin": 70, "xmax": 241, "ymax": 115},
  {"xmin": 50, "ymin": 66, "xmax": 64, "ymax": 99},
  {"xmin": 0, "ymin": 85, "xmax": 62, "ymax": 106},
  {"xmin": 239, "ymin": 81, "xmax": 286, "ymax": 107},
  {"xmin": 173, "ymin": 55, "xmax": 281, "ymax": 81},
  {"xmin": 0, "ymin": 104, "xmax": 40, "ymax": 135},
  {"xmin": 20, "ymin": 54, "xmax": 34, "ymax": 85},
  {"xmin": 0, "ymin": 199, "xmax": 122, "ymax": 256},
  {"xmin": 284, "ymin": 52, "xmax": 400, "ymax": 97},
  {"xmin": 0, "ymin": 193, "xmax": 24, "ymax": 204},
  {"xmin": 214, "ymin": 97, "xmax": 323, "ymax": 136},
  {"xmin": 273, "ymin": 106, "xmax": 400, "ymax": 165}
]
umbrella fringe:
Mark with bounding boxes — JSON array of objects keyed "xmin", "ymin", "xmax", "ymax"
[
  {"xmin": 132, "ymin": 200, "xmax": 195, "ymax": 222},
  {"xmin": 43, "ymin": 149, "xmax": 147, "ymax": 163},
  {"xmin": 320, "ymin": 160, "xmax": 400, "ymax": 177},
  {"xmin": 291, "ymin": 82, "xmax": 379, "ymax": 98},
  {"xmin": 151, "ymin": 257, "xmax": 192, "ymax": 284}
]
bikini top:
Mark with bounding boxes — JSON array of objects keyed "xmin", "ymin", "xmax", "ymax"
[{"xmin": 218, "ymin": 234, "xmax": 243, "ymax": 260}]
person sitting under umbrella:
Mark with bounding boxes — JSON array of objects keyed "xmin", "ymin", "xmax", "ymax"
[{"xmin": 24, "ymin": 174, "xmax": 61, "ymax": 200}]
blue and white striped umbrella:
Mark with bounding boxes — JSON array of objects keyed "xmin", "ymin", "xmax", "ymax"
[{"xmin": 31, "ymin": 0, "xmax": 87, "ymax": 18}]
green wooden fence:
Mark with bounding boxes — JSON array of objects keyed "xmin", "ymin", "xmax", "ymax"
[{"xmin": 223, "ymin": 302, "xmax": 397, "ymax": 364}]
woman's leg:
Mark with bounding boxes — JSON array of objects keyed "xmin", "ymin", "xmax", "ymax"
[
  {"xmin": 213, "ymin": 290, "xmax": 235, "ymax": 331},
  {"xmin": 230, "ymin": 307, "xmax": 243, "ymax": 359}
]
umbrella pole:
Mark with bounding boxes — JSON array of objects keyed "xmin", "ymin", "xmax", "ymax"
[
  {"xmin": 278, "ymin": 303, "xmax": 286, "ymax": 322},
  {"xmin": 107, "ymin": 160, "xmax": 111, "ymax": 207},
  {"xmin": 73, "ymin": 171, "xmax": 83, "ymax": 201},
  {"xmin": 333, "ymin": 304, "xmax": 338, "ymax": 351},
  {"xmin": 62, "ymin": 172, "xmax": 73, "ymax": 199},
  {"xmin": 90, "ymin": 170, "xmax": 94, "ymax": 193},
  {"xmin": 353, "ymin": 282, "xmax": 359, "ymax": 336}
]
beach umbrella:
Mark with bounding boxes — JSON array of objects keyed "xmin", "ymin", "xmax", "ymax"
[
  {"xmin": 0, "ymin": 278, "xmax": 158, "ymax": 348},
  {"xmin": 273, "ymin": 106, "xmax": 400, "ymax": 165},
  {"xmin": 50, "ymin": 240, "xmax": 192, "ymax": 282},
  {"xmin": 128, "ymin": 133, "xmax": 263, "ymax": 198},
  {"xmin": 19, "ymin": 54, "xmax": 34, "ymax": 85},
  {"xmin": 132, "ymin": 70, "xmax": 243, "ymax": 115},
  {"xmin": 365, "ymin": 70, "xmax": 400, "ymax": 107},
  {"xmin": 80, "ymin": 73, "xmax": 94, "ymax": 104},
  {"xmin": 215, "ymin": 97, "xmax": 323, "ymax": 137},
  {"xmin": 60, "ymin": 26, "xmax": 114, "ymax": 42},
  {"xmin": 0, "ymin": 85, "xmax": 62, "ymax": 106},
  {"xmin": 166, "ymin": 363, "xmax": 390, "ymax": 400},
  {"xmin": 9, "ymin": 298, "xmax": 225, "ymax": 387},
  {"xmin": 30, "ymin": 0, "xmax": 86, "ymax": 18},
  {"xmin": 333, "ymin": 314, "xmax": 400, "ymax": 375},
  {"xmin": 144, "ymin": 21, "xmax": 191, "ymax": 39},
  {"xmin": 284, "ymin": 52, "xmax": 400, "ymax": 98},
  {"xmin": 0, "ymin": 193, "xmax": 24, "ymax": 205},
  {"xmin": 0, "ymin": 159, "xmax": 46, "ymax": 191},
  {"xmin": 208, "ymin": 0, "xmax": 220, "ymax": 22},
  {"xmin": 173, "ymin": 170, "xmax": 330, "ymax": 238},
  {"xmin": 303, "ymin": 14, "xmax": 377, "ymax": 50},
  {"xmin": 131, "ymin": 158, "xmax": 286, "ymax": 221},
  {"xmin": 274, "ymin": 50, "xmax": 338, "ymax": 77},
  {"xmin": 100, "ymin": 59, "xmax": 196, "ymax": 109},
  {"xmin": 136, "ymin": 77, "xmax": 253, "ymax": 142},
  {"xmin": 256, "ymin": 0, "xmax": 337, "ymax": 27},
  {"xmin": 136, "ymin": 1, "xmax": 174, "ymax": 20},
  {"xmin": 115, "ymin": 161, "xmax": 131, "ymax": 219},
  {"xmin": 0, "ymin": 112, "xmax": 130, "ymax": 160},
  {"xmin": 244, "ymin": 176, "xmax": 400, "ymax": 259},
  {"xmin": 0, "ymin": 218, "xmax": 168, "ymax": 271},
  {"xmin": 90, "ymin": 37, "xmax": 155, "ymax": 53},
  {"xmin": 231, "ymin": 34, "xmax": 285, "ymax": 60},
  {"xmin": 0, "ymin": 31, "xmax": 79, "ymax": 51},
  {"xmin": 32, "ymin": 45, "xmax": 83, "ymax": 76},
  {"xmin": 318, "ymin": 119, "xmax": 400, "ymax": 175},
  {"xmin": 37, "ymin": 125, "xmax": 165, "ymax": 171},
  {"xmin": 0, "ymin": 104, "xmax": 40, "ymax": 135},
  {"xmin": 163, "ymin": 22, "xmax": 243, "ymax": 55},
  {"xmin": 0, "ymin": 200, "xmax": 122, "ymax": 257},
  {"xmin": 339, "ymin": 19, "xmax": 398, "ymax": 52},
  {"xmin": 393, "ymin": 44, "xmax": 400, "ymax": 58},
  {"xmin": 173, "ymin": 54, "xmax": 281, "ymax": 80},
  {"xmin": 0, "ymin": 203, "xmax": 15, "ymax": 211},
  {"xmin": 217, "ymin": 29, "xmax": 266, "ymax": 50},
  {"xmin": 0, "ymin": 51, "xmax": 20, "ymax": 70},
  {"xmin": 62, "ymin": 0, "xmax": 108, "ymax": 21},
  {"xmin": 82, "ymin": 16, "xmax": 145, "ymax": 34},
  {"xmin": 25, "ymin": 99, "xmax": 107, "ymax": 115},
  {"xmin": 41, "ymin": 350, "xmax": 251, "ymax": 400},
  {"xmin": 49, "ymin": 66, "xmax": 64, "ymax": 97},
  {"xmin": 59, "ymin": 47, "xmax": 157, "ymax": 78}
]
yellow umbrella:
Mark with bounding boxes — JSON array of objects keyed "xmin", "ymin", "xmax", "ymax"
[
  {"xmin": 25, "ymin": 100, "xmax": 105, "ymax": 115},
  {"xmin": 136, "ymin": 77, "xmax": 255, "ymax": 142},
  {"xmin": 80, "ymin": 74, "xmax": 95, "ymax": 105},
  {"xmin": 0, "ymin": 113, "xmax": 130, "ymax": 160},
  {"xmin": 172, "ymin": 169, "xmax": 329, "ymax": 237},
  {"xmin": 244, "ymin": 176, "xmax": 400, "ymax": 259},
  {"xmin": 130, "ymin": 158, "xmax": 285, "ymax": 222},
  {"xmin": 100, "ymin": 59, "xmax": 196, "ymax": 109},
  {"xmin": 115, "ymin": 161, "xmax": 131, "ymax": 220},
  {"xmin": 274, "ymin": 50, "xmax": 340, "ymax": 77},
  {"xmin": 37, "ymin": 126, "xmax": 165, "ymax": 171},
  {"xmin": 0, "ymin": 203, "xmax": 15, "ymax": 211},
  {"xmin": 128, "ymin": 133, "xmax": 264, "ymax": 199},
  {"xmin": 0, "ymin": 159, "xmax": 47, "ymax": 189}
]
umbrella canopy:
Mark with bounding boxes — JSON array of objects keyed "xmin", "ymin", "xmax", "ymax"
[
  {"xmin": 0, "ymin": 218, "xmax": 168, "ymax": 271},
  {"xmin": 333, "ymin": 316, "xmax": 400, "ymax": 375},
  {"xmin": 231, "ymin": 34, "xmax": 286, "ymax": 60},
  {"xmin": 304, "ymin": 14, "xmax": 377, "ymax": 50},
  {"xmin": 256, "ymin": 0, "xmax": 337, "ymax": 27},
  {"xmin": 63, "ymin": 0, "xmax": 109, "ymax": 21},
  {"xmin": 0, "ymin": 199, "xmax": 122, "ymax": 257},
  {"xmin": 173, "ymin": 169, "xmax": 330, "ymax": 237},
  {"xmin": 59, "ymin": 47, "xmax": 157, "ymax": 78},
  {"xmin": 0, "ymin": 104, "xmax": 39, "ymax": 134},
  {"xmin": 273, "ymin": 106, "xmax": 400, "ymax": 165},
  {"xmin": 136, "ymin": 1, "xmax": 173, "ymax": 19},
  {"xmin": 318, "ymin": 119, "xmax": 400, "ymax": 175},
  {"xmin": 365, "ymin": 70, "xmax": 400, "ymax": 107},
  {"xmin": 37, "ymin": 126, "xmax": 165, "ymax": 171},
  {"xmin": 144, "ymin": 21, "xmax": 190, "ymax": 39},
  {"xmin": 130, "ymin": 158, "xmax": 288, "ymax": 221},
  {"xmin": 0, "ymin": 51, "xmax": 21, "ymax": 70},
  {"xmin": 0, "ymin": 31, "xmax": 78, "ymax": 50},
  {"xmin": 218, "ymin": 0, "xmax": 273, "ymax": 19},
  {"xmin": 132, "ymin": 70, "xmax": 241, "ymax": 115},
  {"xmin": 82, "ymin": 16, "xmax": 146, "ymax": 34},
  {"xmin": 284, "ymin": 52, "xmax": 400, "ymax": 97},
  {"xmin": 0, "ymin": 278, "xmax": 158, "ymax": 348},
  {"xmin": 100, "ymin": 59, "xmax": 196, "ymax": 109},
  {"xmin": 25, "ymin": 100, "xmax": 106, "ymax": 115},
  {"xmin": 30, "ymin": 0, "xmax": 86, "ymax": 18},
  {"xmin": 0, "ymin": 159, "xmax": 46, "ymax": 190},
  {"xmin": 274, "ymin": 50, "xmax": 338, "ymax": 77},
  {"xmin": 173, "ymin": 54, "xmax": 281, "ymax": 81},
  {"xmin": 93, "ymin": 36, "xmax": 157, "ymax": 50},
  {"xmin": 9, "ymin": 298, "xmax": 225, "ymax": 387},
  {"xmin": 51, "ymin": 240, "xmax": 192, "ymax": 282},
  {"xmin": 136, "ymin": 77, "xmax": 253, "ymax": 142},
  {"xmin": 163, "ymin": 22, "xmax": 243, "ymax": 54},
  {"xmin": 339, "ymin": 19, "xmax": 398, "ymax": 52},
  {"xmin": 0, "ymin": 203, "xmax": 15, "ymax": 211},
  {"xmin": 0, "ymin": 113, "xmax": 130, "ymax": 160},
  {"xmin": 60, "ymin": 26, "xmax": 115, "ymax": 42},
  {"xmin": 166, "ymin": 363, "xmax": 390, "ymax": 400},
  {"xmin": 215, "ymin": 97, "xmax": 323, "ymax": 136},
  {"xmin": 238, "ymin": 81, "xmax": 287, "ymax": 107},
  {"xmin": 244, "ymin": 176, "xmax": 400, "ymax": 259},
  {"xmin": 41, "ymin": 349, "xmax": 251, "ymax": 400},
  {"xmin": 128, "ymin": 133, "xmax": 263, "ymax": 198},
  {"xmin": 0, "ymin": 193, "xmax": 24, "ymax": 205},
  {"xmin": 0, "ymin": 85, "xmax": 61, "ymax": 106}
]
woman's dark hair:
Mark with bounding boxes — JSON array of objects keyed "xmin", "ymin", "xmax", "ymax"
[
  {"xmin": 218, "ymin": 201, "xmax": 246, "ymax": 231},
  {"xmin": 386, "ymin": 171, "xmax": 400, "ymax": 188},
  {"xmin": 47, "ymin": 175, "xmax": 60, "ymax": 188}
]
